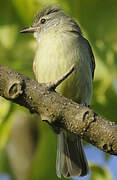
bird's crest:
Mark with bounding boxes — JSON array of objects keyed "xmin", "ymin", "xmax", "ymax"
[{"xmin": 33, "ymin": 5, "xmax": 61, "ymax": 24}]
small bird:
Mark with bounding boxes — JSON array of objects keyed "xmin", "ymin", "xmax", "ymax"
[{"xmin": 20, "ymin": 5, "xmax": 95, "ymax": 178}]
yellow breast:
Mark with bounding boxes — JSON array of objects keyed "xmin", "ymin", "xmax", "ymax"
[{"xmin": 33, "ymin": 31, "xmax": 92, "ymax": 105}]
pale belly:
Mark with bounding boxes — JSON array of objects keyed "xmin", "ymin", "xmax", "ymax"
[{"xmin": 33, "ymin": 33, "xmax": 92, "ymax": 105}]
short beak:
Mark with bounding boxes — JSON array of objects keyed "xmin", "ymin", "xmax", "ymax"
[{"xmin": 20, "ymin": 26, "xmax": 40, "ymax": 33}]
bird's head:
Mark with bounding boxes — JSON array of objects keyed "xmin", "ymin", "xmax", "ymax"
[{"xmin": 20, "ymin": 5, "xmax": 82, "ymax": 39}]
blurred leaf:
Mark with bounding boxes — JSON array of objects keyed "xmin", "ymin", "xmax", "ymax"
[
  {"xmin": 11, "ymin": 0, "xmax": 37, "ymax": 24},
  {"xmin": 29, "ymin": 121, "xmax": 66, "ymax": 180},
  {"xmin": 0, "ymin": 101, "xmax": 15, "ymax": 150},
  {"xmin": 0, "ymin": 149, "xmax": 14, "ymax": 177},
  {"xmin": 90, "ymin": 164, "xmax": 113, "ymax": 180},
  {"xmin": 0, "ymin": 25, "xmax": 17, "ymax": 49},
  {"xmin": 0, "ymin": 98, "xmax": 11, "ymax": 123}
]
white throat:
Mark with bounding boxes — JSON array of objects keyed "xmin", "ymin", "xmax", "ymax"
[{"xmin": 34, "ymin": 32, "xmax": 40, "ymax": 42}]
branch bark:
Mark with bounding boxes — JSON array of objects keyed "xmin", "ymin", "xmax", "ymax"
[{"xmin": 0, "ymin": 64, "xmax": 117, "ymax": 155}]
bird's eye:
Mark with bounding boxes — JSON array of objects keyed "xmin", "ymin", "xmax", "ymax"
[{"xmin": 40, "ymin": 18, "xmax": 46, "ymax": 24}]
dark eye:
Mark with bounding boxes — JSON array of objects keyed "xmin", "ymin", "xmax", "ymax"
[{"xmin": 40, "ymin": 18, "xmax": 46, "ymax": 24}]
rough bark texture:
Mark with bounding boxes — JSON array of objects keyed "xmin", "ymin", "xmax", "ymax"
[{"xmin": 0, "ymin": 64, "xmax": 117, "ymax": 155}]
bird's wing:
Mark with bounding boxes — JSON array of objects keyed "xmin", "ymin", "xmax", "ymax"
[{"xmin": 86, "ymin": 39, "xmax": 95, "ymax": 79}]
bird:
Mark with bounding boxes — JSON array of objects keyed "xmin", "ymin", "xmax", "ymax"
[{"xmin": 20, "ymin": 5, "xmax": 95, "ymax": 178}]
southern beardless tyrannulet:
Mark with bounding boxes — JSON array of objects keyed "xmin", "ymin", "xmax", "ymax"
[{"xmin": 20, "ymin": 5, "xmax": 95, "ymax": 178}]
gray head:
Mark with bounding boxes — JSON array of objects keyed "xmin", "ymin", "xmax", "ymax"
[{"xmin": 20, "ymin": 5, "xmax": 82, "ymax": 37}]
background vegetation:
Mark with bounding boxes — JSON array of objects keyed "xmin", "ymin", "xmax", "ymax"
[{"xmin": 0, "ymin": 0, "xmax": 117, "ymax": 180}]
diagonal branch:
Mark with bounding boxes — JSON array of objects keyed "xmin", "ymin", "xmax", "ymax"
[{"xmin": 0, "ymin": 64, "xmax": 117, "ymax": 155}]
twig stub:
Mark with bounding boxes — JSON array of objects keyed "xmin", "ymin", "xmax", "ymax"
[{"xmin": 46, "ymin": 64, "xmax": 75, "ymax": 90}]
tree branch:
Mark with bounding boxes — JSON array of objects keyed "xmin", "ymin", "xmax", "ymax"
[{"xmin": 0, "ymin": 64, "xmax": 117, "ymax": 155}]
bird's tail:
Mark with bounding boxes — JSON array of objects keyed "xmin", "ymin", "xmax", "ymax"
[{"xmin": 56, "ymin": 130, "xmax": 88, "ymax": 178}]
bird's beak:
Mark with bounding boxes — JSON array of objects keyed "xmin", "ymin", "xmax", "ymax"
[{"xmin": 20, "ymin": 26, "xmax": 41, "ymax": 33}]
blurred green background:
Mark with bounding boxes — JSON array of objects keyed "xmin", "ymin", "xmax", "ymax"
[{"xmin": 0, "ymin": 0, "xmax": 117, "ymax": 180}]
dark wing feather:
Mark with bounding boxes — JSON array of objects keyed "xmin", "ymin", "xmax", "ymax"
[{"xmin": 87, "ymin": 40, "xmax": 95, "ymax": 79}]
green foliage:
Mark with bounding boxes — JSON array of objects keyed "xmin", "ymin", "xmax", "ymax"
[
  {"xmin": 0, "ymin": 0, "xmax": 117, "ymax": 180},
  {"xmin": 90, "ymin": 164, "xmax": 113, "ymax": 180}
]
